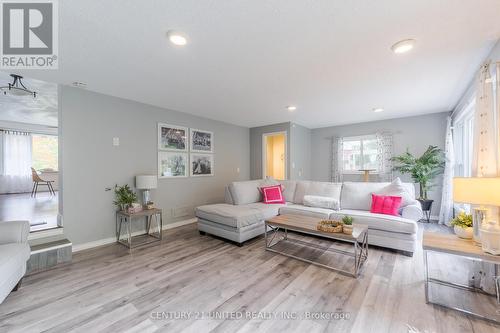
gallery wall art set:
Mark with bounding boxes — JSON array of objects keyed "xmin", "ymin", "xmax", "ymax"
[{"xmin": 157, "ymin": 123, "xmax": 214, "ymax": 178}]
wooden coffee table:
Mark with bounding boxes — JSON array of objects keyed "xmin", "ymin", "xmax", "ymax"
[{"xmin": 265, "ymin": 214, "xmax": 368, "ymax": 277}]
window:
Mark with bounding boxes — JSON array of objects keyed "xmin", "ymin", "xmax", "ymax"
[
  {"xmin": 453, "ymin": 104, "xmax": 474, "ymax": 178},
  {"xmin": 32, "ymin": 134, "xmax": 58, "ymax": 171},
  {"xmin": 342, "ymin": 135, "xmax": 378, "ymax": 173}
]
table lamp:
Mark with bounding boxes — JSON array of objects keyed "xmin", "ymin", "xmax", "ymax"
[
  {"xmin": 135, "ymin": 175, "xmax": 158, "ymax": 206},
  {"xmin": 453, "ymin": 177, "xmax": 500, "ymax": 243}
]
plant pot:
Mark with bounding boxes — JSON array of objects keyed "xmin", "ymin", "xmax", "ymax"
[
  {"xmin": 454, "ymin": 226, "xmax": 473, "ymax": 239},
  {"xmin": 417, "ymin": 199, "xmax": 434, "ymax": 211},
  {"xmin": 343, "ymin": 225, "xmax": 353, "ymax": 235}
]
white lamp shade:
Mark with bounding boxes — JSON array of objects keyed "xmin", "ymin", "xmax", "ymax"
[
  {"xmin": 453, "ymin": 177, "xmax": 500, "ymax": 206},
  {"xmin": 135, "ymin": 175, "xmax": 157, "ymax": 190}
]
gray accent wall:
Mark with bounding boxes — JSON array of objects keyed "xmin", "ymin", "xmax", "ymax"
[
  {"xmin": 290, "ymin": 123, "xmax": 311, "ymax": 180},
  {"xmin": 249, "ymin": 122, "xmax": 291, "ymax": 180},
  {"xmin": 61, "ymin": 86, "xmax": 250, "ymax": 246},
  {"xmin": 249, "ymin": 122, "xmax": 311, "ymax": 180},
  {"xmin": 310, "ymin": 112, "xmax": 449, "ymax": 216}
]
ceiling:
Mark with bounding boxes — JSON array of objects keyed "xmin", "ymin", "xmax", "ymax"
[
  {"xmin": 11, "ymin": 0, "xmax": 500, "ymax": 128},
  {"xmin": 0, "ymin": 72, "xmax": 58, "ymax": 127}
]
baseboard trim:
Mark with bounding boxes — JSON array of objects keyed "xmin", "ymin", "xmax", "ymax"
[{"xmin": 72, "ymin": 218, "xmax": 197, "ymax": 253}]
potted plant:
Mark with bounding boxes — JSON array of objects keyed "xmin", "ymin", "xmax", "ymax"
[
  {"xmin": 342, "ymin": 215, "xmax": 354, "ymax": 235},
  {"xmin": 391, "ymin": 145, "xmax": 445, "ymax": 210},
  {"xmin": 113, "ymin": 184, "xmax": 137, "ymax": 212},
  {"xmin": 450, "ymin": 211, "xmax": 473, "ymax": 239}
]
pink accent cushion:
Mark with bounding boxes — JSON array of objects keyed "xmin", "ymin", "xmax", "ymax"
[
  {"xmin": 370, "ymin": 194, "xmax": 402, "ymax": 216},
  {"xmin": 260, "ymin": 185, "xmax": 285, "ymax": 204}
]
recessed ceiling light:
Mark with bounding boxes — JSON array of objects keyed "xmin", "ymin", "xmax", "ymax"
[
  {"xmin": 167, "ymin": 30, "xmax": 188, "ymax": 46},
  {"xmin": 391, "ymin": 39, "xmax": 416, "ymax": 54},
  {"xmin": 286, "ymin": 106, "xmax": 297, "ymax": 112},
  {"xmin": 373, "ymin": 107, "xmax": 384, "ymax": 113}
]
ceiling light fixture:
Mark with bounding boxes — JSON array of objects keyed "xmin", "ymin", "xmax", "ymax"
[
  {"xmin": 0, "ymin": 74, "xmax": 36, "ymax": 97},
  {"xmin": 167, "ymin": 30, "xmax": 188, "ymax": 46},
  {"xmin": 286, "ymin": 105, "xmax": 297, "ymax": 112},
  {"xmin": 391, "ymin": 39, "xmax": 416, "ymax": 54},
  {"xmin": 373, "ymin": 108, "xmax": 384, "ymax": 113}
]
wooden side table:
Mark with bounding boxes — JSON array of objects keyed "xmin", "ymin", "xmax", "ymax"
[
  {"xmin": 116, "ymin": 208, "xmax": 162, "ymax": 249},
  {"xmin": 358, "ymin": 169, "xmax": 376, "ymax": 182},
  {"xmin": 422, "ymin": 232, "xmax": 500, "ymax": 324}
]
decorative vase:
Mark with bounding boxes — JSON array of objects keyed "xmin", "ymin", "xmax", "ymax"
[
  {"xmin": 343, "ymin": 225, "xmax": 353, "ymax": 235},
  {"xmin": 454, "ymin": 226, "xmax": 473, "ymax": 239},
  {"xmin": 480, "ymin": 221, "xmax": 500, "ymax": 255}
]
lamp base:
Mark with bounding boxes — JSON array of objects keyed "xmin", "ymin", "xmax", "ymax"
[
  {"xmin": 142, "ymin": 190, "xmax": 151, "ymax": 205},
  {"xmin": 472, "ymin": 207, "xmax": 488, "ymax": 245}
]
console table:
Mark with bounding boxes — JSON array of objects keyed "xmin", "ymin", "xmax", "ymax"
[
  {"xmin": 116, "ymin": 208, "xmax": 162, "ymax": 249},
  {"xmin": 423, "ymin": 232, "xmax": 500, "ymax": 324}
]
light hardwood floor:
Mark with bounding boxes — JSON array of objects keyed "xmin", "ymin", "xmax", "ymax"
[
  {"xmin": 0, "ymin": 192, "xmax": 58, "ymax": 231},
  {"xmin": 0, "ymin": 222, "xmax": 499, "ymax": 333}
]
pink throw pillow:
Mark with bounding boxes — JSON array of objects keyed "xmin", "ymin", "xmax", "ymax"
[
  {"xmin": 260, "ymin": 185, "xmax": 285, "ymax": 204},
  {"xmin": 370, "ymin": 194, "xmax": 402, "ymax": 216}
]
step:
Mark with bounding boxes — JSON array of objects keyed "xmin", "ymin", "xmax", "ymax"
[{"xmin": 27, "ymin": 238, "xmax": 72, "ymax": 275}]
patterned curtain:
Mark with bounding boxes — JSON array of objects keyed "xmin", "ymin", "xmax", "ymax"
[
  {"xmin": 375, "ymin": 131, "xmax": 393, "ymax": 181},
  {"xmin": 331, "ymin": 137, "xmax": 343, "ymax": 182},
  {"xmin": 438, "ymin": 116, "xmax": 454, "ymax": 225},
  {"xmin": 470, "ymin": 62, "xmax": 498, "ymax": 294}
]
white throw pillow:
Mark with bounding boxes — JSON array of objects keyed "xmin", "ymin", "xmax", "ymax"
[
  {"xmin": 376, "ymin": 177, "xmax": 416, "ymax": 207},
  {"xmin": 303, "ymin": 195, "xmax": 339, "ymax": 210}
]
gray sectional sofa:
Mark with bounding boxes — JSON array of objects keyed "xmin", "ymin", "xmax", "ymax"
[
  {"xmin": 195, "ymin": 179, "xmax": 423, "ymax": 255},
  {"xmin": 0, "ymin": 220, "xmax": 30, "ymax": 304}
]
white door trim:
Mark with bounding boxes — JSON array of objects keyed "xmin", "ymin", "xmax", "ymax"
[{"xmin": 262, "ymin": 131, "xmax": 287, "ymax": 180}]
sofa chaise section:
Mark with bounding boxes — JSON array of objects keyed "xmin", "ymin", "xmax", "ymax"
[
  {"xmin": 196, "ymin": 180, "xmax": 284, "ymax": 245},
  {"xmin": 0, "ymin": 220, "xmax": 31, "ymax": 304}
]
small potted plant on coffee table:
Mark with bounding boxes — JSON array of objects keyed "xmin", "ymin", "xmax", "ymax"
[
  {"xmin": 450, "ymin": 210, "xmax": 473, "ymax": 239},
  {"xmin": 342, "ymin": 215, "xmax": 354, "ymax": 235}
]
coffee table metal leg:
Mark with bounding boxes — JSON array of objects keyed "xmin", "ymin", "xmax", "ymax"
[
  {"xmin": 354, "ymin": 240, "xmax": 358, "ymax": 276},
  {"xmin": 264, "ymin": 223, "xmax": 268, "ymax": 247}
]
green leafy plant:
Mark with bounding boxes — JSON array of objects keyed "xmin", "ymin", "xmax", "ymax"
[
  {"xmin": 450, "ymin": 211, "xmax": 473, "ymax": 229},
  {"xmin": 113, "ymin": 184, "xmax": 137, "ymax": 210},
  {"xmin": 391, "ymin": 145, "xmax": 445, "ymax": 200},
  {"xmin": 342, "ymin": 215, "xmax": 353, "ymax": 225}
]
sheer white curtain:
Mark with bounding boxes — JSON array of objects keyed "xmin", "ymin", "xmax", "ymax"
[
  {"xmin": 375, "ymin": 131, "xmax": 393, "ymax": 181},
  {"xmin": 0, "ymin": 131, "xmax": 32, "ymax": 194},
  {"xmin": 469, "ymin": 62, "xmax": 498, "ymax": 294},
  {"xmin": 331, "ymin": 137, "xmax": 343, "ymax": 182},
  {"xmin": 438, "ymin": 116, "xmax": 454, "ymax": 225}
]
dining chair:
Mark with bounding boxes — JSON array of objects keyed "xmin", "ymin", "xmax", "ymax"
[{"xmin": 31, "ymin": 167, "xmax": 55, "ymax": 197}]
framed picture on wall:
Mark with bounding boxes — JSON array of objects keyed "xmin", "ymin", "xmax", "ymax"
[
  {"xmin": 158, "ymin": 123, "xmax": 188, "ymax": 151},
  {"xmin": 190, "ymin": 153, "xmax": 214, "ymax": 177},
  {"xmin": 190, "ymin": 129, "xmax": 214, "ymax": 153},
  {"xmin": 158, "ymin": 151, "xmax": 188, "ymax": 178}
]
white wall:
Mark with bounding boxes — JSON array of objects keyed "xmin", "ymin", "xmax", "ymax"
[
  {"xmin": 60, "ymin": 86, "xmax": 250, "ymax": 246},
  {"xmin": 310, "ymin": 112, "xmax": 449, "ymax": 216}
]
